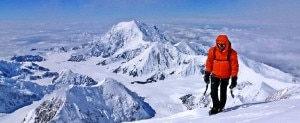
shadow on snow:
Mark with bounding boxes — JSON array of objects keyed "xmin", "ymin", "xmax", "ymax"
[{"xmin": 223, "ymin": 101, "xmax": 270, "ymax": 113}]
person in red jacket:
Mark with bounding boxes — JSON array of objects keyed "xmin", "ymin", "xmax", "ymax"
[{"xmin": 204, "ymin": 34, "xmax": 239, "ymax": 115}]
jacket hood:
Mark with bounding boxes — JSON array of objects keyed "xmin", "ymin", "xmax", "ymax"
[{"xmin": 215, "ymin": 35, "xmax": 230, "ymax": 51}]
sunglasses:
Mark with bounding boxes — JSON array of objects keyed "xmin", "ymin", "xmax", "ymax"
[{"xmin": 217, "ymin": 44, "xmax": 226, "ymax": 47}]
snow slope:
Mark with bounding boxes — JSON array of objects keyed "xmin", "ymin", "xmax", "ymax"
[{"xmin": 129, "ymin": 99, "xmax": 300, "ymax": 123}]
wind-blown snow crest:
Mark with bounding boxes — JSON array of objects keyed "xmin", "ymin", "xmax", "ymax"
[{"xmin": 266, "ymin": 86, "xmax": 300, "ymax": 101}]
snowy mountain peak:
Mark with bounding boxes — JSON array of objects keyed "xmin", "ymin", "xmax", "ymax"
[
  {"xmin": 83, "ymin": 21, "xmax": 208, "ymax": 79},
  {"xmin": 101, "ymin": 78, "xmax": 155, "ymax": 121},
  {"xmin": 67, "ymin": 20, "xmax": 172, "ymax": 61},
  {"xmin": 52, "ymin": 69, "xmax": 98, "ymax": 87},
  {"xmin": 112, "ymin": 20, "xmax": 141, "ymax": 32},
  {"xmin": 104, "ymin": 20, "xmax": 169, "ymax": 45}
]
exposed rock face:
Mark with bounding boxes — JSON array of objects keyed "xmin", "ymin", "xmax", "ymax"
[{"xmin": 11, "ymin": 55, "xmax": 45, "ymax": 62}]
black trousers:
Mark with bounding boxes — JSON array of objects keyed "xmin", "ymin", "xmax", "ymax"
[{"xmin": 210, "ymin": 76, "xmax": 229, "ymax": 109}]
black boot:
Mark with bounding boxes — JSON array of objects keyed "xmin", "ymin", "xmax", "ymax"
[{"xmin": 209, "ymin": 107, "xmax": 219, "ymax": 115}]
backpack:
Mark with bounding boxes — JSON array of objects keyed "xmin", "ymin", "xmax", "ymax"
[{"xmin": 213, "ymin": 41, "xmax": 232, "ymax": 61}]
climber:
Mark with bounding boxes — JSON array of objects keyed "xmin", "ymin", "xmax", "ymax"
[{"xmin": 204, "ymin": 34, "xmax": 239, "ymax": 115}]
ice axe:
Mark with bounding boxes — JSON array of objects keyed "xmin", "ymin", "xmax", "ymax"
[
  {"xmin": 230, "ymin": 89, "xmax": 235, "ymax": 98},
  {"xmin": 203, "ymin": 84, "xmax": 209, "ymax": 95}
]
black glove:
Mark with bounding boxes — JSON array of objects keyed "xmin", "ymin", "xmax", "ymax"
[
  {"xmin": 204, "ymin": 71, "xmax": 211, "ymax": 84},
  {"xmin": 229, "ymin": 76, "xmax": 237, "ymax": 89}
]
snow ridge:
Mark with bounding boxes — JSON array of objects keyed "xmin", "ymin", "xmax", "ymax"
[
  {"xmin": 23, "ymin": 71, "xmax": 155, "ymax": 123},
  {"xmin": 52, "ymin": 69, "xmax": 98, "ymax": 87},
  {"xmin": 240, "ymin": 55, "xmax": 297, "ymax": 83}
]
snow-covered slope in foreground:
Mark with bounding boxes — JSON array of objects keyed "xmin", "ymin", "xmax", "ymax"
[{"xmin": 129, "ymin": 99, "xmax": 300, "ymax": 123}]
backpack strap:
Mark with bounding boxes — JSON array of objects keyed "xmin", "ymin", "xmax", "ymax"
[
  {"xmin": 227, "ymin": 49, "xmax": 231, "ymax": 61},
  {"xmin": 227, "ymin": 41, "xmax": 232, "ymax": 61},
  {"xmin": 213, "ymin": 47, "xmax": 216, "ymax": 60}
]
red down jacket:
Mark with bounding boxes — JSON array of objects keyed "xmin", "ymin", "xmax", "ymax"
[{"xmin": 205, "ymin": 35, "xmax": 239, "ymax": 79}]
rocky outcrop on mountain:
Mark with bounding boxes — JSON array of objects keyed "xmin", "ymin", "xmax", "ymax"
[
  {"xmin": 11, "ymin": 55, "xmax": 45, "ymax": 62},
  {"xmin": 0, "ymin": 60, "xmax": 24, "ymax": 78},
  {"xmin": 52, "ymin": 69, "xmax": 98, "ymax": 87},
  {"xmin": 180, "ymin": 93, "xmax": 211, "ymax": 110},
  {"xmin": 25, "ymin": 63, "xmax": 49, "ymax": 71},
  {"xmin": 0, "ymin": 60, "xmax": 58, "ymax": 81},
  {"xmin": 29, "ymin": 97, "xmax": 63, "ymax": 123}
]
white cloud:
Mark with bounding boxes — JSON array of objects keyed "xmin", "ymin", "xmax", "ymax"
[{"xmin": 162, "ymin": 23, "xmax": 300, "ymax": 77}]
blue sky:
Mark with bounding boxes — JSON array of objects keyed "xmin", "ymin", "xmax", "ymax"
[
  {"xmin": 0, "ymin": 0, "xmax": 300, "ymax": 76},
  {"xmin": 1, "ymin": 0, "xmax": 299, "ymax": 25}
]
